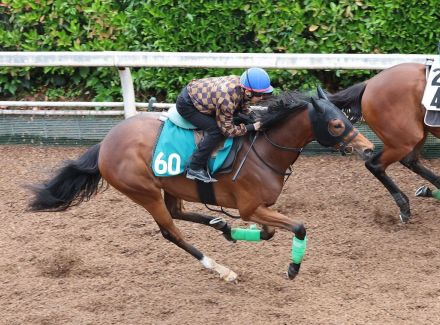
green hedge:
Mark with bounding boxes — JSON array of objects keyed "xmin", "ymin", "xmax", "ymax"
[{"xmin": 0, "ymin": 0, "xmax": 439, "ymax": 102}]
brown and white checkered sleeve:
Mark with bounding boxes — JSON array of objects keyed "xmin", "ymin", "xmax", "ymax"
[{"xmin": 216, "ymin": 93, "xmax": 247, "ymax": 137}]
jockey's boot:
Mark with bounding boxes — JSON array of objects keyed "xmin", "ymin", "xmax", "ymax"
[{"xmin": 186, "ymin": 168, "xmax": 217, "ymax": 183}]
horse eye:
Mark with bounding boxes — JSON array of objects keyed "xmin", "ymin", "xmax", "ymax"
[{"xmin": 328, "ymin": 120, "xmax": 345, "ymax": 136}]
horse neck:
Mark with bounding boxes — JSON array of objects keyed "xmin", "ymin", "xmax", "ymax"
[{"xmin": 258, "ymin": 109, "xmax": 314, "ymax": 170}]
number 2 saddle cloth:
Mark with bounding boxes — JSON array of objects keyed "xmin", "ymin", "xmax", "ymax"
[
  {"xmin": 422, "ymin": 57, "xmax": 440, "ymax": 127},
  {"xmin": 151, "ymin": 105, "xmax": 243, "ymax": 177}
]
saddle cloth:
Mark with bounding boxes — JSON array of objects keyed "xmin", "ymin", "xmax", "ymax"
[
  {"xmin": 422, "ymin": 58, "xmax": 440, "ymax": 127},
  {"xmin": 152, "ymin": 116, "xmax": 234, "ymax": 177}
]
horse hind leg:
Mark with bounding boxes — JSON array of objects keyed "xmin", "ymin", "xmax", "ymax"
[
  {"xmin": 164, "ymin": 192, "xmax": 235, "ymax": 242},
  {"xmin": 365, "ymin": 149, "xmax": 411, "ymax": 222},
  {"xmin": 401, "ymin": 147, "xmax": 440, "ymax": 187},
  {"xmin": 400, "ymin": 146, "xmax": 440, "ymax": 200},
  {"xmin": 135, "ymin": 192, "xmax": 238, "ymax": 281}
]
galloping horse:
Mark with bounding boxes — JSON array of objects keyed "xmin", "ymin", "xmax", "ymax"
[
  {"xmin": 28, "ymin": 87, "xmax": 373, "ymax": 282},
  {"xmin": 328, "ymin": 63, "xmax": 440, "ymax": 222}
]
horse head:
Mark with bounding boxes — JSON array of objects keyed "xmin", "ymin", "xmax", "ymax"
[{"xmin": 309, "ymin": 85, "xmax": 374, "ymax": 160}]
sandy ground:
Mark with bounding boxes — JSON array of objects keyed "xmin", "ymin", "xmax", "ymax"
[{"xmin": 1, "ymin": 145, "xmax": 439, "ymax": 325}]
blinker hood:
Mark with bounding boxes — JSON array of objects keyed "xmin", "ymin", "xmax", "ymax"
[{"xmin": 308, "ymin": 98, "xmax": 355, "ymax": 147}]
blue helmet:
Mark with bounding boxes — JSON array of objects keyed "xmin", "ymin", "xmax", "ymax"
[{"xmin": 240, "ymin": 67, "xmax": 273, "ymax": 93}]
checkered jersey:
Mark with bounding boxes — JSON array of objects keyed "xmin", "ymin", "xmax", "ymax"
[{"xmin": 187, "ymin": 75, "xmax": 251, "ymax": 137}]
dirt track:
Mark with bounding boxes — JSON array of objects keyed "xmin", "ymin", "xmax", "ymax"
[{"xmin": 1, "ymin": 145, "xmax": 439, "ymax": 325}]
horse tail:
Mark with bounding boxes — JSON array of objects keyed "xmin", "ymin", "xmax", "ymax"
[
  {"xmin": 327, "ymin": 82, "xmax": 366, "ymax": 124},
  {"xmin": 28, "ymin": 143, "xmax": 104, "ymax": 212}
]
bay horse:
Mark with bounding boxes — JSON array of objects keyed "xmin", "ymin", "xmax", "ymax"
[
  {"xmin": 28, "ymin": 87, "xmax": 374, "ymax": 282},
  {"xmin": 328, "ymin": 63, "xmax": 440, "ymax": 222}
]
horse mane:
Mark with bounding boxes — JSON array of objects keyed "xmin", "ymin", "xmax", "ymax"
[
  {"xmin": 257, "ymin": 90, "xmax": 310, "ymax": 130},
  {"xmin": 326, "ymin": 82, "xmax": 366, "ymax": 124}
]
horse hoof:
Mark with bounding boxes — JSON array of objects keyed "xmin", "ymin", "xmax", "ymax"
[
  {"xmin": 415, "ymin": 185, "xmax": 432, "ymax": 198},
  {"xmin": 287, "ymin": 262, "xmax": 300, "ymax": 280},
  {"xmin": 222, "ymin": 270, "xmax": 238, "ymax": 282},
  {"xmin": 222, "ymin": 233, "xmax": 236, "ymax": 243},
  {"xmin": 286, "ymin": 271, "xmax": 298, "ymax": 280},
  {"xmin": 399, "ymin": 212, "xmax": 410, "ymax": 223},
  {"xmin": 210, "ymin": 218, "xmax": 236, "ymax": 243}
]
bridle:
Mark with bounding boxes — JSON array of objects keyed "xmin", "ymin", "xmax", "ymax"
[
  {"xmin": 308, "ymin": 100, "xmax": 360, "ymax": 157},
  {"xmin": 250, "ymin": 126, "xmax": 360, "ymax": 177},
  {"xmin": 337, "ymin": 128, "xmax": 359, "ymax": 156},
  {"xmin": 233, "ymin": 101, "xmax": 361, "ymax": 180}
]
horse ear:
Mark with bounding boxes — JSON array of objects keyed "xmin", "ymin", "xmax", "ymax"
[
  {"xmin": 317, "ymin": 84, "xmax": 329, "ymax": 100},
  {"xmin": 311, "ymin": 96, "xmax": 324, "ymax": 114}
]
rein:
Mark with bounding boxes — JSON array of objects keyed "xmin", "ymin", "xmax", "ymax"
[
  {"xmin": 252, "ymin": 131, "xmax": 303, "ymax": 178},
  {"xmin": 263, "ymin": 132, "xmax": 304, "ymax": 152},
  {"xmin": 232, "ymin": 132, "xmax": 259, "ymax": 181},
  {"xmin": 232, "ymin": 131, "xmax": 302, "ymax": 181},
  {"xmin": 251, "ymin": 145, "xmax": 293, "ymax": 177},
  {"xmin": 204, "ymin": 205, "xmax": 241, "ymax": 219}
]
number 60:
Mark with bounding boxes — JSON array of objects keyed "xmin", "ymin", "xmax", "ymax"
[{"xmin": 154, "ymin": 152, "xmax": 181, "ymax": 175}]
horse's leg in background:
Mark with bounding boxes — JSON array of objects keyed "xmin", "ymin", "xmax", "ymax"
[
  {"xmin": 403, "ymin": 128, "xmax": 440, "ymax": 200},
  {"xmin": 364, "ymin": 118, "xmax": 429, "ymax": 221},
  {"xmin": 400, "ymin": 140, "xmax": 440, "ymax": 189},
  {"xmin": 365, "ymin": 149, "xmax": 411, "ymax": 222},
  {"xmin": 240, "ymin": 205, "xmax": 306, "ymax": 279},
  {"xmin": 164, "ymin": 192, "xmax": 235, "ymax": 242}
]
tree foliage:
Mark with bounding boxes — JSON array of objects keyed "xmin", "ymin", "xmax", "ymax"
[{"xmin": 0, "ymin": 0, "xmax": 439, "ymax": 101}]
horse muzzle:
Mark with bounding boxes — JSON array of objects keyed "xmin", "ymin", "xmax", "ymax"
[
  {"xmin": 361, "ymin": 148, "xmax": 374, "ymax": 161},
  {"xmin": 342, "ymin": 128, "xmax": 374, "ymax": 160}
]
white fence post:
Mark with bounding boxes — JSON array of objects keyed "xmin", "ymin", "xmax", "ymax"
[{"xmin": 118, "ymin": 67, "xmax": 137, "ymax": 119}]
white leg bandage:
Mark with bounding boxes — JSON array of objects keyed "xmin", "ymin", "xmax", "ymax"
[{"xmin": 200, "ymin": 256, "xmax": 237, "ymax": 282}]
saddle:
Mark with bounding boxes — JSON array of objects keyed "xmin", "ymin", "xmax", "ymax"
[{"xmin": 152, "ymin": 105, "xmax": 243, "ymax": 177}]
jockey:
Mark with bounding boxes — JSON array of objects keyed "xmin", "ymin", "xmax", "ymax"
[{"xmin": 176, "ymin": 67, "xmax": 273, "ymax": 183}]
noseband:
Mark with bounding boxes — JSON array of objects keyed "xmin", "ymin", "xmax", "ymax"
[{"xmin": 337, "ymin": 128, "xmax": 359, "ymax": 156}]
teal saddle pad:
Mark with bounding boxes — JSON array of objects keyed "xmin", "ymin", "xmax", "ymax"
[{"xmin": 152, "ymin": 119, "xmax": 234, "ymax": 177}]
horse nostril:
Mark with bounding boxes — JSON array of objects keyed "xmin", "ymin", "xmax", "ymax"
[{"xmin": 363, "ymin": 149, "xmax": 374, "ymax": 161}]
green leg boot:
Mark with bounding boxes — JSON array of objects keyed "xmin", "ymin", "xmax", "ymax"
[{"xmin": 433, "ymin": 189, "xmax": 440, "ymax": 201}]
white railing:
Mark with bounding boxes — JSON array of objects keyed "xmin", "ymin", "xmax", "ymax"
[
  {"xmin": 0, "ymin": 52, "xmax": 437, "ymax": 118},
  {"xmin": 1, "ymin": 52, "xmax": 436, "ymax": 69}
]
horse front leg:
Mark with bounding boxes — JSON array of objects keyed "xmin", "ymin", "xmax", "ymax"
[
  {"xmin": 241, "ymin": 205, "xmax": 307, "ymax": 280},
  {"xmin": 365, "ymin": 150, "xmax": 410, "ymax": 222}
]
